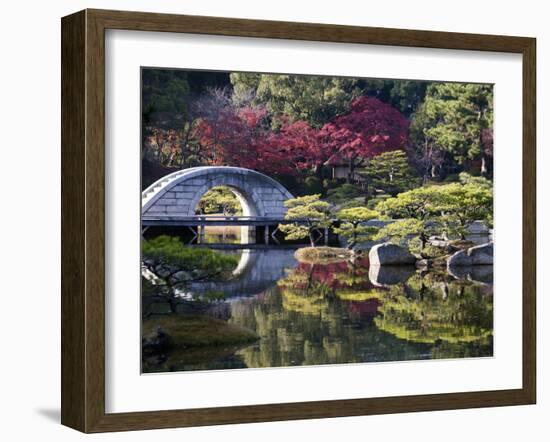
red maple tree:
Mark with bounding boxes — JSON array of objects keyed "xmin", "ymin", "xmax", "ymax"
[
  {"xmin": 322, "ymin": 96, "xmax": 409, "ymax": 178},
  {"xmin": 194, "ymin": 96, "xmax": 409, "ymax": 180},
  {"xmin": 194, "ymin": 106, "xmax": 300, "ymax": 176},
  {"xmin": 266, "ymin": 120, "xmax": 330, "ymax": 175}
]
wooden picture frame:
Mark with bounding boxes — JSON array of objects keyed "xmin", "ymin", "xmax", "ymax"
[{"xmin": 61, "ymin": 8, "xmax": 536, "ymax": 433}]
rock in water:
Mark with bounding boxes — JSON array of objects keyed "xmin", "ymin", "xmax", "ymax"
[
  {"xmin": 447, "ymin": 242, "xmax": 493, "ymax": 267},
  {"xmin": 447, "ymin": 265, "xmax": 494, "ymax": 285},
  {"xmin": 368, "ymin": 242, "xmax": 416, "ymax": 266},
  {"xmin": 142, "ymin": 326, "xmax": 174, "ymax": 354},
  {"xmin": 369, "ymin": 264, "xmax": 415, "ymax": 286}
]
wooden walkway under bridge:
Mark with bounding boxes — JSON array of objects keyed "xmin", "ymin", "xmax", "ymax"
[
  {"xmin": 141, "ymin": 215, "xmax": 314, "ymax": 227},
  {"xmin": 141, "ymin": 215, "xmax": 330, "ymax": 245}
]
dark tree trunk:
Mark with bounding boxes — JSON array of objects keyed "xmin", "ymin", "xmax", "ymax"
[
  {"xmin": 347, "ymin": 158, "xmax": 355, "ymax": 183},
  {"xmin": 314, "ymin": 164, "xmax": 323, "ymax": 180}
]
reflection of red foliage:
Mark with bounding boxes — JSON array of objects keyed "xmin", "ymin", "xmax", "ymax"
[
  {"xmin": 348, "ymin": 299, "xmax": 381, "ymax": 318},
  {"xmin": 293, "ymin": 258, "xmax": 373, "ymax": 290},
  {"xmin": 255, "ymin": 292, "xmax": 269, "ymax": 302}
]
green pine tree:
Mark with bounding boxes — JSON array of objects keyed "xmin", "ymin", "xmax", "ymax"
[{"xmin": 278, "ymin": 195, "xmax": 331, "ymax": 247}]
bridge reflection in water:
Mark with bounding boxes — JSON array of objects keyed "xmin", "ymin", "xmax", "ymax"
[
  {"xmin": 189, "ymin": 248, "xmax": 298, "ymax": 299},
  {"xmin": 142, "ymin": 248, "xmax": 299, "ymax": 318}
]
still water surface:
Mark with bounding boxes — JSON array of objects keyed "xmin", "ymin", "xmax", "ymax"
[{"xmin": 142, "ymin": 247, "xmax": 493, "ymax": 373}]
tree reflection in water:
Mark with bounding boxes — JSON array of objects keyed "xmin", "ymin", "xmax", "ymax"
[
  {"xmin": 375, "ymin": 273, "xmax": 493, "ymax": 345},
  {"xmin": 143, "ymin": 249, "xmax": 493, "ymax": 372},
  {"xmin": 227, "ymin": 257, "xmax": 493, "ymax": 370}
]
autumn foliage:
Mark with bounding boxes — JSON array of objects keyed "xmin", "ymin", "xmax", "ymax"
[
  {"xmin": 322, "ymin": 97, "xmax": 408, "ymax": 169},
  {"xmin": 192, "ymin": 96, "xmax": 408, "ymax": 178}
]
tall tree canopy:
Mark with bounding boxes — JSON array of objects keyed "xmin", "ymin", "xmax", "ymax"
[
  {"xmin": 193, "ymin": 102, "xmax": 300, "ymax": 176},
  {"xmin": 230, "ymin": 73, "xmax": 364, "ymax": 128},
  {"xmin": 358, "ymin": 79, "xmax": 428, "ymax": 116},
  {"xmin": 268, "ymin": 119, "xmax": 335, "ymax": 176},
  {"xmin": 412, "ymin": 83, "xmax": 494, "ymax": 176},
  {"xmin": 192, "ymin": 93, "xmax": 409, "ymax": 182},
  {"xmin": 141, "ymin": 69, "xmax": 494, "ymax": 196},
  {"xmin": 142, "ymin": 69, "xmax": 190, "ymax": 128}
]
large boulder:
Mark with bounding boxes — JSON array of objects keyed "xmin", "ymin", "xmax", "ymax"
[
  {"xmin": 369, "ymin": 243, "xmax": 416, "ymax": 266},
  {"xmin": 447, "ymin": 242, "xmax": 493, "ymax": 267},
  {"xmin": 466, "ymin": 220, "xmax": 490, "ymax": 235}
]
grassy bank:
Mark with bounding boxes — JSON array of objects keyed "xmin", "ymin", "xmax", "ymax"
[{"xmin": 143, "ymin": 314, "xmax": 259, "ymax": 349}]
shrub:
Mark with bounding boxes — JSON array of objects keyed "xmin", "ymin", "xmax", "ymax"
[
  {"xmin": 323, "ymin": 178, "xmax": 339, "ymax": 190},
  {"xmin": 458, "ymin": 172, "xmax": 492, "ymax": 189},
  {"xmin": 142, "ymin": 236, "xmax": 238, "ymax": 291},
  {"xmin": 443, "ymin": 173, "xmax": 460, "ymax": 183},
  {"xmin": 374, "ymin": 218, "xmax": 426, "ymax": 249},
  {"xmin": 304, "ymin": 176, "xmax": 324, "ymax": 195},
  {"xmin": 366, "ymin": 194, "xmax": 391, "ymax": 209},
  {"xmin": 195, "ymin": 186, "xmax": 242, "ymax": 215},
  {"xmin": 326, "ymin": 183, "xmax": 363, "ymax": 203}
]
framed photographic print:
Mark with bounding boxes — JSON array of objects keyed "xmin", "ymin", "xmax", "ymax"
[{"xmin": 61, "ymin": 9, "xmax": 536, "ymax": 433}]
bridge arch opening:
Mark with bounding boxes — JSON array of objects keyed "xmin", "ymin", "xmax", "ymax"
[
  {"xmin": 194, "ymin": 185, "xmax": 257, "ymax": 244},
  {"xmin": 194, "ymin": 185, "xmax": 257, "ymax": 217}
]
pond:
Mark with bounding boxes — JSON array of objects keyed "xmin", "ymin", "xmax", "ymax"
[{"xmin": 142, "ymin": 247, "xmax": 493, "ymax": 373}]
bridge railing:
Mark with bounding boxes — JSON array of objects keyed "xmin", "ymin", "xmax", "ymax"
[
  {"xmin": 142, "ymin": 215, "xmax": 302, "ymax": 221},
  {"xmin": 141, "ymin": 215, "xmax": 316, "ymax": 227}
]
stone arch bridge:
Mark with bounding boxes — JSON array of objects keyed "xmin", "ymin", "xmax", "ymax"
[{"xmin": 142, "ymin": 166, "xmax": 294, "ymax": 218}]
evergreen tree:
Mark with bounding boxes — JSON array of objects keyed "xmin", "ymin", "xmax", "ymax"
[
  {"xmin": 360, "ymin": 150, "xmax": 419, "ymax": 196},
  {"xmin": 230, "ymin": 73, "xmax": 364, "ymax": 127},
  {"xmin": 278, "ymin": 195, "xmax": 331, "ymax": 247},
  {"xmin": 142, "ymin": 69, "xmax": 191, "ymax": 128},
  {"xmin": 334, "ymin": 207, "xmax": 379, "ymax": 249},
  {"xmin": 413, "ymin": 83, "xmax": 494, "ymax": 176}
]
